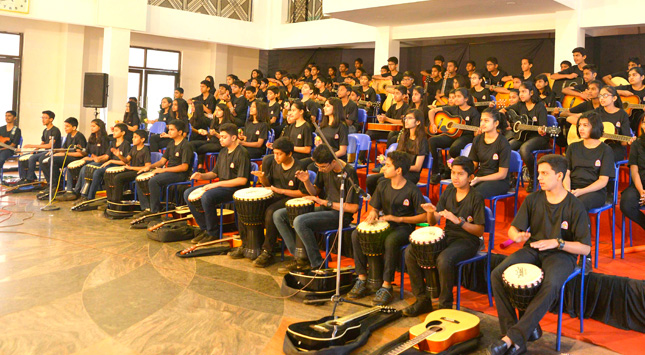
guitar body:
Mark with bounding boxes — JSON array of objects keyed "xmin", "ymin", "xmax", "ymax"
[
  {"xmin": 432, "ymin": 96, "xmax": 449, "ymax": 106},
  {"xmin": 382, "ymin": 94, "xmax": 395, "ymax": 112},
  {"xmin": 612, "ymin": 77, "xmax": 630, "ymax": 86},
  {"xmin": 506, "ymin": 110, "xmax": 533, "ymax": 141},
  {"xmin": 561, "ymin": 95, "xmax": 585, "ymax": 109},
  {"xmin": 433, "ymin": 112, "xmax": 464, "ymax": 138},
  {"xmin": 494, "ymin": 93, "xmax": 510, "ymax": 109},
  {"xmin": 409, "ymin": 309, "xmax": 480, "ymax": 354},
  {"xmin": 0, "ymin": 136, "xmax": 10, "ymax": 144},
  {"xmin": 621, "ymin": 95, "xmax": 640, "ymax": 116},
  {"xmin": 286, "ymin": 315, "xmax": 363, "ymax": 351},
  {"xmin": 367, "ymin": 123, "xmax": 401, "ymax": 132},
  {"xmin": 567, "ymin": 121, "xmax": 616, "ymax": 145}
]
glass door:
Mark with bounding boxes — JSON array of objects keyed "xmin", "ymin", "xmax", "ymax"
[{"xmin": 0, "ymin": 59, "xmax": 20, "ymax": 126}]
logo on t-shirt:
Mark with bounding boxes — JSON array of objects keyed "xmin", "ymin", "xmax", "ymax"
[
  {"xmin": 97, "ymin": 143, "xmax": 101, "ymax": 147},
  {"xmin": 561, "ymin": 221, "xmax": 569, "ymax": 230},
  {"xmin": 230, "ymin": 163, "xmax": 235, "ymax": 169},
  {"xmin": 334, "ymin": 134, "xmax": 339, "ymax": 139},
  {"xmin": 595, "ymin": 159, "xmax": 601, "ymax": 167},
  {"xmin": 465, "ymin": 116, "xmax": 470, "ymax": 121},
  {"xmin": 492, "ymin": 153, "xmax": 499, "ymax": 160},
  {"xmin": 403, "ymin": 199, "xmax": 409, "ymax": 206},
  {"xmin": 288, "ymin": 180, "xmax": 294, "ymax": 186},
  {"xmin": 532, "ymin": 116, "xmax": 538, "ymax": 122},
  {"xmin": 467, "ymin": 216, "xmax": 473, "ymax": 223},
  {"xmin": 175, "ymin": 152, "xmax": 179, "ymax": 157},
  {"xmin": 297, "ymin": 134, "xmax": 302, "ymax": 139}
]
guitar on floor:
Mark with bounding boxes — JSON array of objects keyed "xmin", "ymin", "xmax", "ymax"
[
  {"xmin": 286, "ymin": 305, "xmax": 396, "ymax": 351},
  {"xmin": 567, "ymin": 121, "xmax": 634, "ymax": 145},
  {"xmin": 383, "ymin": 309, "xmax": 480, "ymax": 355},
  {"xmin": 506, "ymin": 109, "xmax": 560, "ymax": 140}
]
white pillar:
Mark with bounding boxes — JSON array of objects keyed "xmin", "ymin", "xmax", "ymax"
[
  {"xmin": 373, "ymin": 26, "xmax": 400, "ymax": 75},
  {"xmin": 101, "ymin": 27, "xmax": 130, "ymax": 128},
  {"xmin": 210, "ymin": 43, "xmax": 229, "ymax": 85},
  {"xmin": 554, "ymin": 10, "xmax": 585, "ymax": 72},
  {"xmin": 59, "ymin": 24, "xmax": 85, "ymax": 131}
]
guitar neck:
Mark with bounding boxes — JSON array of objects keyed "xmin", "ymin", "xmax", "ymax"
[
  {"xmin": 603, "ymin": 132, "xmax": 632, "ymax": 143},
  {"xmin": 449, "ymin": 123, "xmax": 479, "ymax": 132},
  {"xmin": 515, "ymin": 123, "xmax": 542, "ymax": 133},
  {"xmin": 627, "ymin": 103, "xmax": 645, "ymax": 110},
  {"xmin": 546, "ymin": 107, "xmax": 569, "ymax": 112},
  {"xmin": 329, "ymin": 307, "xmax": 382, "ymax": 327},
  {"xmin": 384, "ymin": 328, "xmax": 440, "ymax": 355},
  {"xmin": 474, "ymin": 101, "xmax": 494, "ymax": 107},
  {"xmin": 358, "ymin": 100, "xmax": 379, "ymax": 107}
]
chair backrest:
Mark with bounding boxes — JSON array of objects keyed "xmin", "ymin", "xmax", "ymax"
[
  {"xmin": 317, "ymin": 108, "xmax": 323, "ymax": 123},
  {"xmin": 509, "ymin": 150, "xmax": 522, "ymax": 174},
  {"xmin": 187, "ymin": 123, "xmax": 192, "ymax": 140},
  {"xmin": 423, "ymin": 152, "xmax": 433, "ymax": 170},
  {"xmin": 149, "ymin": 121, "xmax": 167, "ymax": 135},
  {"xmin": 423, "ymin": 195, "xmax": 431, "ymax": 203},
  {"xmin": 461, "ymin": 143, "xmax": 472, "ymax": 157},
  {"xmin": 490, "ymin": 95, "xmax": 496, "ymax": 102},
  {"xmin": 151, "ymin": 152, "xmax": 163, "ymax": 164},
  {"xmin": 347, "ymin": 135, "xmax": 357, "ymax": 158},
  {"xmin": 349, "ymin": 133, "xmax": 370, "ymax": 153},
  {"xmin": 385, "ymin": 143, "xmax": 398, "ymax": 156},
  {"xmin": 266, "ymin": 129, "xmax": 276, "ymax": 153},
  {"xmin": 357, "ymin": 109, "xmax": 367, "ymax": 132},
  {"xmin": 299, "ymin": 93, "xmax": 303, "ymax": 99},
  {"xmin": 190, "ymin": 152, "xmax": 198, "ymax": 173},
  {"xmin": 251, "ymin": 162, "xmax": 259, "ymax": 186},
  {"xmin": 484, "ymin": 206, "xmax": 495, "ymax": 249},
  {"xmin": 546, "ymin": 115, "xmax": 557, "ymax": 127},
  {"xmin": 312, "ymin": 133, "xmax": 318, "ymax": 150},
  {"xmin": 556, "ymin": 100, "xmax": 563, "ymax": 108},
  {"xmin": 308, "ymin": 170, "xmax": 316, "ymax": 185},
  {"xmin": 279, "ymin": 111, "xmax": 283, "ymax": 125}
]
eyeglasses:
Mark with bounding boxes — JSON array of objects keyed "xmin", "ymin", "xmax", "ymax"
[{"xmin": 598, "ymin": 93, "xmax": 613, "ymax": 99}]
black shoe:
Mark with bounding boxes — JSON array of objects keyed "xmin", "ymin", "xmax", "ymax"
[
  {"xmin": 347, "ymin": 279, "xmax": 369, "ymax": 299},
  {"xmin": 199, "ymin": 234, "xmax": 217, "ymax": 244},
  {"xmin": 190, "ymin": 230, "xmax": 209, "ymax": 244},
  {"xmin": 372, "ymin": 286, "xmax": 394, "ymax": 306},
  {"xmin": 277, "ymin": 260, "xmax": 299, "ymax": 274},
  {"xmin": 228, "ymin": 246, "xmax": 245, "ymax": 259},
  {"xmin": 57, "ymin": 192, "xmax": 79, "ymax": 202},
  {"xmin": 402, "ymin": 298, "xmax": 434, "ymax": 317},
  {"xmin": 132, "ymin": 209, "xmax": 152, "ymax": 220},
  {"xmin": 430, "ymin": 174, "xmax": 442, "ymax": 185},
  {"xmin": 486, "ymin": 339, "xmax": 510, "ymax": 355},
  {"xmin": 371, "ymin": 163, "xmax": 382, "ymax": 173},
  {"xmin": 525, "ymin": 180, "xmax": 534, "ymax": 193},
  {"xmin": 253, "ymin": 250, "xmax": 274, "ymax": 268},
  {"xmin": 527, "ymin": 324, "xmax": 542, "ymax": 342},
  {"xmin": 440, "ymin": 170, "xmax": 451, "ymax": 180}
]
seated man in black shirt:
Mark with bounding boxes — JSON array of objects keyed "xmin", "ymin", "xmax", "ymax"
[
  {"xmin": 190, "ymin": 80, "xmax": 216, "ymax": 115},
  {"xmin": 357, "ymin": 73, "xmax": 378, "ymax": 115},
  {"xmin": 367, "ymin": 86, "xmax": 410, "ymax": 170},
  {"xmin": 42, "ymin": 117, "xmax": 86, "ymax": 195},
  {"xmin": 484, "ymin": 57, "xmax": 509, "ymax": 88},
  {"xmin": 603, "ymin": 56, "xmax": 640, "ymax": 86},
  {"xmin": 104, "ymin": 130, "xmax": 151, "ymax": 202},
  {"xmin": 561, "ymin": 64, "xmax": 598, "ymax": 100},
  {"xmin": 487, "ymin": 154, "xmax": 591, "ymax": 355},
  {"xmin": 349, "ymin": 151, "xmax": 425, "ymax": 306},
  {"xmin": 374, "ymin": 56, "xmax": 403, "ymax": 85},
  {"xmin": 403, "ymin": 156, "xmax": 486, "ymax": 315},
  {"xmin": 338, "ymin": 83, "xmax": 360, "ymax": 133},
  {"xmin": 135, "ymin": 120, "xmax": 194, "ymax": 217},
  {"xmin": 230, "ymin": 80, "xmax": 248, "ymax": 127},
  {"xmin": 274, "ymin": 145, "xmax": 360, "ymax": 272},
  {"xmin": 248, "ymin": 138, "xmax": 308, "ymax": 267},
  {"xmin": 551, "ymin": 47, "xmax": 588, "ymax": 81},
  {"xmin": 18, "ymin": 110, "xmax": 62, "ymax": 183},
  {"xmin": 183, "ymin": 123, "xmax": 250, "ymax": 244},
  {"xmin": 0, "ymin": 110, "xmax": 22, "ymax": 172}
]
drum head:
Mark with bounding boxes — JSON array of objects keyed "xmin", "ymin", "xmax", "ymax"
[
  {"xmin": 285, "ymin": 197, "xmax": 314, "ymax": 207},
  {"xmin": 19, "ymin": 154, "xmax": 32, "ymax": 162},
  {"xmin": 68, "ymin": 159, "xmax": 86, "ymax": 169},
  {"xmin": 106, "ymin": 166, "xmax": 125, "ymax": 173},
  {"xmin": 136, "ymin": 171, "xmax": 156, "ymax": 181},
  {"xmin": 410, "ymin": 226, "xmax": 445, "ymax": 244},
  {"xmin": 233, "ymin": 187, "xmax": 273, "ymax": 201},
  {"xmin": 356, "ymin": 220, "xmax": 390, "ymax": 233},
  {"xmin": 188, "ymin": 187, "xmax": 206, "ymax": 202},
  {"xmin": 502, "ymin": 263, "xmax": 543, "ymax": 288}
]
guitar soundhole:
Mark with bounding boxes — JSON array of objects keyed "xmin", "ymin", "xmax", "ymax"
[{"xmin": 426, "ymin": 320, "xmax": 442, "ymax": 328}]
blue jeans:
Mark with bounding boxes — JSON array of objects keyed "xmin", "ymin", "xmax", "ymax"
[
  {"xmin": 71, "ymin": 162, "xmax": 101, "ymax": 194},
  {"xmin": 19, "ymin": 151, "xmax": 47, "ymax": 180},
  {"xmin": 137, "ymin": 171, "xmax": 187, "ymax": 213},
  {"xmin": 84, "ymin": 164, "xmax": 117, "ymax": 199},
  {"xmin": 183, "ymin": 185, "xmax": 239, "ymax": 237},
  {"xmin": 273, "ymin": 207, "xmax": 350, "ymax": 268}
]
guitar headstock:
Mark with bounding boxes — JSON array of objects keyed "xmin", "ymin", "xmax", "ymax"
[{"xmin": 546, "ymin": 126, "xmax": 562, "ymax": 136}]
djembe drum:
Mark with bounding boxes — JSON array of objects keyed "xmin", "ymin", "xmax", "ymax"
[
  {"xmin": 67, "ymin": 159, "xmax": 86, "ymax": 188},
  {"xmin": 410, "ymin": 226, "xmax": 447, "ymax": 298},
  {"xmin": 135, "ymin": 171, "xmax": 156, "ymax": 197},
  {"xmin": 356, "ymin": 220, "xmax": 390, "ymax": 291},
  {"xmin": 187, "ymin": 187, "xmax": 207, "ymax": 214},
  {"xmin": 502, "ymin": 263, "xmax": 544, "ymax": 314},
  {"xmin": 233, "ymin": 187, "xmax": 274, "ymax": 260},
  {"xmin": 80, "ymin": 164, "xmax": 100, "ymax": 195},
  {"xmin": 18, "ymin": 154, "xmax": 31, "ymax": 177},
  {"xmin": 285, "ymin": 197, "xmax": 315, "ymax": 262},
  {"xmin": 104, "ymin": 166, "xmax": 126, "ymax": 202}
]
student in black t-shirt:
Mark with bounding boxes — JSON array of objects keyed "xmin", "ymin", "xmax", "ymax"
[
  {"xmin": 423, "ymin": 65, "xmax": 444, "ymax": 102},
  {"xmin": 266, "ymin": 87, "xmax": 285, "ymax": 137},
  {"xmin": 282, "ymin": 75, "xmax": 301, "ymax": 99},
  {"xmin": 603, "ymin": 57, "xmax": 640, "ymax": 87},
  {"xmin": 621, "ymin": 119, "xmax": 645, "ymax": 233},
  {"xmin": 116, "ymin": 101, "xmax": 140, "ymax": 143},
  {"xmin": 191, "ymin": 80, "xmax": 216, "ymax": 115},
  {"xmin": 367, "ymin": 86, "xmax": 410, "ymax": 171},
  {"xmin": 276, "ymin": 100, "xmax": 313, "ymax": 160},
  {"xmin": 188, "ymin": 101, "xmax": 211, "ymax": 143},
  {"xmin": 183, "ymin": 123, "xmax": 250, "ymax": 244},
  {"xmin": 466, "ymin": 60, "xmax": 477, "ymax": 78},
  {"xmin": 315, "ymin": 77, "xmax": 332, "ymax": 99},
  {"xmin": 616, "ymin": 67, "xmax": 645, "ymax": 132},
  {"xmin": 239, "ymin": 101, "xmax": 269, "ymax": 159},
  {"xmin": 551, "ymin": 47, "xmax": 587, "ymax": 81},
  {"xmin": 469, "ymin": 108, "xmax": 512, "ymax": 199},
  {"xmin": 327, "ymin": 66, "xmax": 338, "ymax": 86},
  {"xmin": 451, "ymin": 75, "xmax": 470, "ymax": 91},
  {"xmin": 409, "ymin": 86, "xmax": 430, "ymax": 125},
  {"xmin": 561, "ymin": 64, "xmax": 598, "ymax": 100},
  {"xmin": 560, "ymin": 60, "xmax": 572, "ymax": 71},
  {"xmin": 274, "ymin": 145, "xmax": 360, "ymax": 272},
  {"xmin": 100, "ymin": 129, "xmax": 151, "ymax": 202},
  {"xmin": 247, "ymin": 138, "xmax": 308, "ymax": 267},
  {"xmin": 300, "ymin": 82, "xmax": 322, "ymax": 125},
  {"xmin": 488, "ymin": 154, "xmax": 591, "ymax": 355},
  {"xmin": 149, "ymin": 98, "xmax": 189, "ymax": 152},
  {"xmin": 502, "ymin": 57, "xmax": 534, "ymax": 84},
  {"xmin": 135, "ymin": 120, "xmax": 194, "ymax": 217},
  {"xmin": 190, "ymin": 103, "xmax": 234, "ymax": 171},
  {"xmin": 357, "ymin": 73, "xmax": 378, "ymax": 115},
  {"xmin": 338, "ymin": 62, "xmax": 352, "ymax": 83},
  {"xmin": 374, "ymin": 56, "xmax": 403, "ymax": 85},
  {"xmin": 42, "ymin": 117, "xmax": 85, "ymax": 196},
  {"xmin": 337, "ymin": 83, "xmax": 360, "ymax": 133},
  {"xmin": 230, "ymin": 80, "xmax": 248, "ymax": 127},
  {"xmin": 304, "ymin": 98, "xmax": 349, "ymax": 170},
  {"xmin": 484, "ymin": 57, "xmax": 509, "ymax": 88},
  {"xmin": 434, "ymin": 61, "xmax": 459, "ymax": 104},
  {"xmin": 368, "ymin": 109, "xmax": 429, "ymax": 194},
  {"xmin": 500, "ymin": 82, "xmax": 549, "ymax": 191},
  {"xmin": 174, "ymin": 87, "xmax": 184, "ymax": 100},
  {"xmin": 63, "ymin": 119, "xmax": 109, "ymax": 203},
  {"xmin": 152, "ymin": 97, "xmax": 172, "ymax": 125},
  {"xmin": 0, "ymin": 110, "xmax": 21, "ymax": 171},
  {"xmin": 469, "ymin": 72, "xmax": 492, "ymax": 106},
  {"xmin": 534, "ymin": 74, "xmax": 557, "ymax": 108},
  {"xmin": 559, "ymin": 79, "xmax": 602, "ymax": 119},
  {"xmin": 349, "ymin": 151, "xmax": 426, "ymax": 306},
  {"xmin": 19, "ymin": 111, "xmax": 62, "ymax": 183},
  {"xmin": 429, "ymin": 88, "xmax": 481, "ymax": 183},
  {"xmin": 403, "ymin": 156, "xmax": 486, "ymax": 315},
  {"xmin": 565, "ymin": 112, "xmax": 615, "ymax": 211}
]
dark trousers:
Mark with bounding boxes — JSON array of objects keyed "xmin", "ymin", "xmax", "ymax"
[
  {"xmin": 137, "ymin": 172, "xmax": 187, "ymax": 213},
  {"xmin": 263, "ymin": 196, "xmax": 290, "ymax": 253},
  {"xmin": 42, "ymin": 156, "xmax": 72, "ymax": 191},
  {"xmin": 429, "ymin": 135, "xmax": 473, "ymax": 174},
  {"xmin": 491, "ymin": 247, "xmax": 576, "ymax": 349},
  {"xmin": 0, "ymin": 150, "xmax": 14, "ymax": 169},
  {"xmin": 20, "ymin": 151, "xmax": 47, "ymax": 180},
  {"xmin": 149, "ymin": 134, "xmax": 172, "ymax": 153},
  {"xmin": 508, "ymin": 137, "xmax": 548, "ymax": 180},
  {"xmin": 577, "ymin": 189, "xmax": 607, "ymax": 211},
  {"xmin": 191, "ymin": 140, "xmax": 222, "ymax": 166},
  {"xmin": 112, "ymin": 170, "xmax": 138, "ymax": 201},
  {"xmin": 182, "ymin": 185, "xmax": 239, "ymax": 237},
  {"xmin": 71, "ymin": 162, "xmax": 101, "ymax": 194},
  {"xmin": 351, "ymin": 224, "xmax": 414, "ymax": 283},
  {"xmin": 621, "ymin": 184, "xmax": 645, "ymax": 231},
  {"xmin": 473, "ymin": 179, "xmax": 510, "ymax": 199},
  {"xmin": 405, "ymin": 235, "xmax": 480, "ymax": 308},
  {"xmin": 367, "ymin": 171, "xmax": 421, "ymax": 195}
]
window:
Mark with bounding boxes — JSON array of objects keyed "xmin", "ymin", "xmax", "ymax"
[
  {"xmin": 127, "ymin": 47, "xmax": 181, "ymax": 118},
  {"xmin": 0, "ymin": 32, "xmax": 22, "ymax": 126}
]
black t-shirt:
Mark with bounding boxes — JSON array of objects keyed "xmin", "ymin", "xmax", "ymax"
[
  {"xmin": 469, "ymin": 133, "xmax": 511, "ymax": 179},
  {"xmin": 386, "ymin": 71, "xmax": 404, "ymax": 85},
  {"xmin": 320, "ymin": 122, "xmax": 349, "ymax": 157},
  {"xmin": 243, "ymin": 121, "xmax": 269, "ymax": 154},
  {"xmin": 109, "ymin": 139, "xmax": 131, "ymax": 160},
  {"xmin": 436, "ymin": 184, "xmax": 486, "ymax": 240},
  {"xmin": 189, "ymin": 115, "xmax": 211, "ymax": 142},
  {"xmin": 594, "ymin": 107, "xmax": 632, "ymax": 159},
  {"xmin": 442, "ymin": 106, "xmax": 481, "ymax": 137},
  {"xmin": 569, "ymin": 100, "xmax": 596, "ymax": 114},
  {"xmin": 87, "ymin": 135, "xmax": 109, "ymax": 157},
  {"xmin": 158, "ymin": 111, "xmax": 171, "ymax": 123},
  {"xmin": 385, "ymin": 102, "xmax": 410, "ymax": 121},
  {"xmin": 485, "ymin": 69, "xmax": 508, "ymax": 87},
  {"xmin": 427, "ymin": 79, "xmax": 444, "ymax": 98},
  {"xmin": 370, "ymin": 179, "xmax": 424, "ymax": 228},
  {"xmin": 281, "ymin": 121, "xmax": 313, "ymax": 160},
  {"xmin": 193, "ymin": 94, "xmax": 216, "ymax": 113},
  {"xmin": 63, "ymin": 132, "xmax": 87, "ymax": 151},
  {"xmin": 257, "ymin": 89, "xmax": 267, "ymax": 102},
  {"xmin": 233, "ymin": 95, "xmax": 249, "ymax": 123},
  {"xmin": 319, "ymin": 89, "xmax": 332, "ymax": 99},
  {"xmin": 262, "ymin": 154, "xmax": 308, "ymax": 198},
  {"xmin": 314, "ymin": 164, "xmax": 360, "ymax": 220},
  {"xmin": 612, "ymin": 71, "xmax": 629, "ymax": 80},
  {"xmin": 342, "ymin": 100, "xmax": 360, "ymax": 131},
  {"xmin": 41, "ymin": 126, "xmax": 62, "ymax": 149},
  {"xmin": 268, "ymin": 101, "xmax": 282, "ymax": 127},
  {"xmin": 398, "ymin": 135, "xmax": 429, "ymax": 184},
  {"xmin": 629, "ymin": 139, "xmax": 645, "ymax": 184},
  {"xmin": 539, "ymin": 91, "xmax": 558, "ymax": 108},
  {"xmin": 521, "ymin": 72, "xmax": 535, "ymax": 83},
  {"xmin": 288, "ymin": 86, "xmax": 301, "ymax": 99},
  {"xmin": 128, "ymin": 145, "xmax": 151, "ymax": 167},
  {"xmin": 123, "ymin": 113, "xmax": 141, "ymax": 129},
  {"xmin": 162, "ymin": 138, "xmax": 194, "ymax": 170},
  {"xmin": 358, "ymin": 87, "xmax": 378, "ymax": 103},
  {"xmin": 470, "ymin": 87, "xmax": 492, "ymax": 103},
  {"xmin": 213, "ymin": 145, "xmax": 251, "ymax": 183},
  {"xmin": 505, "ymin": 101, "xmax": 548, "ymax": 141},
  {"xmin": 558, "ymin": 65, "xmax": 584, "ymax": 79},
  {"xmin": 0, "ymin": 125, "xmax": 21, "ymax": 147},
  {"xmin": 573, "ymin": 82, "xmax": 588, "ymax": 92},
  {"xmin": 512, "ymin": 190, "xmax": 591, "ymax": 263},
  {"xmin": 303, "ymin": 99, "xmax": 322, "ymax": 122},
  {"xmin": 566, "ymin": 141, "xmax": 615, "ymax": 191}
]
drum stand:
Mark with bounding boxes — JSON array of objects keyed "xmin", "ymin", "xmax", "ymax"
[{"xmin": 41, "ymin": 137, "xmax": 59, "ymax": 211}]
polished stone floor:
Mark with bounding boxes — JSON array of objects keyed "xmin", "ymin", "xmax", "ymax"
[{"xmin": 0, "ymin": 191, "xmax": 618, "ymax": 355}]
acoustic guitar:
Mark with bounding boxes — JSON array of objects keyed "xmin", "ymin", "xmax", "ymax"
[
  {"xmin": 561, "ymin": 95, "xmax": 586, "ymax": 109},
  {"xmin": 431, "ymin": 72, "xmax": 451, "ymax": 106},
  {"xmin": 431, "ymin": 111, "xmax": 469, "ymax": 138},
  {"xmin": 473, "ymin": 97, "xmax": 509, "ymax": 109},
  {"xmin": 506, "ymin": 109, "xmax": 560, "ymax": 141},
  {"xmin": 620, "ymin": 95, "xmax": 642, "ymax": 116},
  {"xmin": 286, "ymin": 306, "xmax": 396, "ymax": 351},
  {"xmin": 567, "ymin": 121, "xmax": 634, "ymax": 145},
  {"xmin": 383, "ymin": 309, "xmax": 480, "ymax": 355},
  {"xmin": 367, "ymin": 123, "xmax": 402, "ymax": 132}
]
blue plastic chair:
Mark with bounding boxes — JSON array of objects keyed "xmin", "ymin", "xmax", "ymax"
[
  {"xmin": 163, "ymin": 152, "xmax": 198, "ymax": 211},
  {"xmin": 357, "ymin": 108, "xmax": 368, "ymax": 133},
  {"xmin": 349, "ymin": 133, "xmax": 371, "ymax": 178},
  {"xmin": 530, "ymin": 115, "xmax": 558, "ymax": 191},
  {"xmin": 588, "ymin": 161, "xmax": 625, "ymax": 268},
  {"xmin": 399, "ymin": 195, "xmax": 431, "ymax": 299},
  {"xmin": 150, "ymin": 152, "xmax": 163, "ymax": 164},
  {"xmin": 439, "ymin": 143, "xmax": 473, "ymax": 195},
  {"xmin": 0, "ymin": 136, "xmax": 23, "ymax": 181},
  {"xmin": 456, "ymin": 206, "xmax": 495, "ymax": 309},
  {"xmin": 488, "ymin": 151, "xmax": 523, "ymax": 217},
  {"xmin": 250, "ymin": 129, "xmax": 274, "ymax": 164},
  {"xmin": 214, "ymin": 162, "xmax": 258, "ymax": 240},
  {"xmin": 322, "ymin": 196, "xmax": 363, "ymax": 268},
  {"xmin": 556, "ymin": 257, "xmax": 585, "ymax": 351},
  {"xmin": 417, "ymin": 154, "xmax": 434, "ymax": 197},
  {"xmin": 620, "ymin": 174, "xmax": 641, "ymax": 259}
]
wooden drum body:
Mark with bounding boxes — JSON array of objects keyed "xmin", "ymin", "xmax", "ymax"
[
  {"xmin": 233, "ymin": 187, "xmax": 274, "ymax": 260},
  {"xmin": 104, "ymin": 166, "xmax": 126, "ymax": 202},
  {"xmin": 502, "ymin": 263, "xmax": 544, "ymax": 312},
  {"xmin": 136, "ymin": 171, "xmax": 156, "ymax": 197},
  {"xmin": 81, "ymin": 164, "xmax": 100, "ymax": 195},
  {"xmin": 67, "ymin": 159, "xmax": 86, "ymax": 188},
  {"xmin": 410, "ymin": 226, "xmax": 447, "ymax": 298},
  {"xmin": 187, "ymin": 187, "xmax": 207, "ymax": 214},
  {"xmin": 356, "ymin": 221, "xmax": 390, "ymax": 291},
  {"xmin": 285, "ymin": 198, "xmax": 315, "ymax": 262}
]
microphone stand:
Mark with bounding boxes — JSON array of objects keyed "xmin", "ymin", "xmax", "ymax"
[
  {"xmin": 310, "ymin": 120, "xmax": 370, "ymax": 317},
  {"xmin": 41, "ymin": 136, "xmax": 60, "ymax": 211}
]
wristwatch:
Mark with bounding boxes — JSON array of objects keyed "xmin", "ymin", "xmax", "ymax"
[
  {"xmin": 458, "ymin": 217, "xmax": 466, "ymax": 227},
  {"xmin": 326, "ymin": 200, "xmax": 333, "ymax": 208},
  {"xmin": 557, "ymin": 238, "xmax": 565, "ymax": 250}
]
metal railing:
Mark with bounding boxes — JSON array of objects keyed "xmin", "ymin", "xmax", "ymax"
[
  {"xmin": 287, "ymin": 0, "xmax": 323, "ymax": 23},
  {"xmin": 148, "ymin": 0, "xmax": 253, "ymax": 22}
]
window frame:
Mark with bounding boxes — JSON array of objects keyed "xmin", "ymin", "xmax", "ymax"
[
  {"xmin": 128, "ymin": 46, "xmax": 181, "ymax": 111},
  {"xmin": 0, "ymin": 31, "xmax": 23, "ymax": 126}
]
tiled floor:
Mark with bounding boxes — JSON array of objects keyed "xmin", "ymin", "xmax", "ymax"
[{"xmin": 0, "ymin": 191, "xmax": 618, "ymax": 354}]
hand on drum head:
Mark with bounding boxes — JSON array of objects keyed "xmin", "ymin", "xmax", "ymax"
[
  {"xmin": 420, "ymin": 203, "xmax": 436, "ymax": 214},
  {"xmin": 364, "ymin": 210, "xmax": 378, "ymax": 224},
  {"xmin": 530, "ymin": 239, "xmax": 558, "ymax": 251},
  {"xmin": 137, "ymin": 167, "xmax": 150, "ymax": 174},
  {"xmin": 190, "ymin": 172, "xmax": 203, "ymax": 180},
  {"xmin": 438, "ymin": 210, "xmax": 460, "ymax": 224},
  {"xmin": 379, "ymin": 215, "xmax": 399, "ymax": 223},
  {"xmin": 202, "ymin": 182, "xmax": 219, "ymax": 191},
  {"xmin": 303, "ymin": 195, "xmax": 321, "ymax": 204},
  {"xmin": 294, "ymin": 170, "xmax": 310, "ymax": 183}
]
